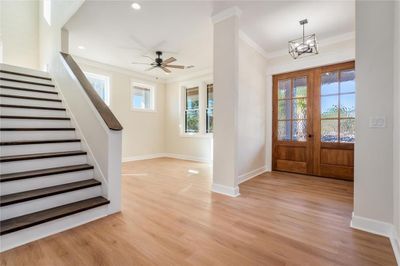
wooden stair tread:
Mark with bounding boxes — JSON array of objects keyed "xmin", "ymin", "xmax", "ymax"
[
  {"xmin": 0, "ymin": 70, "xmax": 52, "ymax": 81},
  {"xmin": 0, "ymin": 85, "xmax": 57, "ymax": 95},
  {"xmin": 0, "ymin": 164, "xmax": 93, "ymax": 182},
  {"xmin": 0, "ymin": 196, "xmax": 109, "ymax": 235},
  {"xmin": 0, "ymin": 179, "xmax": 101, "ymax": 206},
  {"xmin": 0, "ymin": 77, "xmax": 55, "ymax": 87},
  {"xmin": 0, "ymin": 139, "xmax": 80, "ymax": 146},
  {"xmin": 0, "ymin": 104, "xmax": 66, "ymax": 111},
  {"xmin": 0, "ymin": 128, "xmax": 75, "ymax": 131},
  {"xmin": 0, "ymin": 115, "xmax": 69, "ymax": 120},
  {"xmin": 0, "ymin": 150, "xmax": 86, "ymax": 162},
  {"xmin": 0, "ymin": 94, "xmax": 61, "ymax": 102}
]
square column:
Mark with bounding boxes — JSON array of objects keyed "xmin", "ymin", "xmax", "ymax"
[{"xmin": 211, "ymin": 7, "xmax": 241, "ymax": 197}]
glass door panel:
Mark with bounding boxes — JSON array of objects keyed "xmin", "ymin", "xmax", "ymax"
[
  {"xmin": 277, "ymin": 77, "xmax": 308, "ymax": 142},
  {"xmin": 320, "ymin": 69, "xmax": 356, "ymax": 144}
]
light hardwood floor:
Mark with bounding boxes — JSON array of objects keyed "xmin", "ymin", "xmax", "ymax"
[{"xmin": 1, "ymin": 158, "xmax": 396, "ymax": 265}]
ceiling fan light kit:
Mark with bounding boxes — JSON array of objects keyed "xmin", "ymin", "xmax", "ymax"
[
  {"xmin": 132, "ymin": 51, "xmax": 192, "ymax": 73},
  {"xmin": 288, "ymin": 19, "xmax": 319, "ymax": 59}
]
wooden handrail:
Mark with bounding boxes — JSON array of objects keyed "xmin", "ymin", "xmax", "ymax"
[{"xmin": 60, "ymin": 52, "xmax": 123, "ymax": 131}]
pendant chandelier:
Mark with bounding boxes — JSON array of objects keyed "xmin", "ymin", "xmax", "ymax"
[{"xmin": 288, "ymin": 19, "xmax": 318, "ymax": 59}]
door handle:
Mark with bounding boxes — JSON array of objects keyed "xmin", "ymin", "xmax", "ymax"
[{"xmin": 308, "ymin": 134, "xmax": 313, "ymax": 138}]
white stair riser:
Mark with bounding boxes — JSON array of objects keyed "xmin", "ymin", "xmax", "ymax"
[
  {"xmin": 1, "ymin": 119, "xmax": 71, "ymax": 128},
  {"xmin": 0, "ymin": 73, "xmax": 53, "ymax": 85},
  {"xmin": 0, "ymin": 155, "xmax": 87, "ymax": 174},
  {"xmin": 0, "ymin": 131, "xmax": 76, "ymax": 141},
  {"xmin": 0, "ymin": 205, "xmax": 108, "ymax": 252},
  {"xmin": 0, "ymin": 80, "xmax": 55, "ymax": 93},
  {"xmin": 0, "ymin": 88, "xmax": 60, "ymax": 100},
  {"xmin": 0, "ymin": 97, "xmax": 64, "ymax": 108},
  {"xmin": 0, "ymin": 107, "xmax": 67, "ymax": 117},
  {"xmin": 0, "ymin": 64, "xmax": 51, "ymax": 79},
  {"xmin": 0, "ymin": 142, "xmax": 82, "ymax": 156},
  {"xmin": 1, "ymin": 186, "xmax": 102, "ymax": 220},
  {"xmin": 1, "ymin": 170, "xmax": 94, "ymax": 195}
]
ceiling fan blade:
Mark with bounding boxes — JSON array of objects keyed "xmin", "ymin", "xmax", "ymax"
[
  {"xmin": 165, "ymin": 65, "xmax": 185, "ymax": 69},
  {"xmin": 162, "ymin": 57, "xmax": 176, "ymax": 65},
  {"xmin": 161, "ymin": 66, "xmax": 171, "ymax": 73},
  {"xmin": 145, "ymin": 66, "xmax": 157, "ymax": 71}
]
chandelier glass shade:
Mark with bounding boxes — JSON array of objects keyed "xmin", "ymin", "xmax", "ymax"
[{"xmin": 288, "ymin": 19, "xmax": 318, "ymax": 59}]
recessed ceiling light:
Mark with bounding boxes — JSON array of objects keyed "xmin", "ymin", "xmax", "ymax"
[
  {"xmin": 131, "ymin": 3, "xmax": 141, "ymax": 10},
  {"xmin": 78, "ymin": 45, "xmax": 86, "ymax": 50}
]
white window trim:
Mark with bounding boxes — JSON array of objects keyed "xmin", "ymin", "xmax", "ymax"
[
  {"xmin": 179, "ymin": 78, "xmax": 213, "ymax": 138},
  {"xmin": 131, "ymin": 81, "xmax": 156, "ymax": 112},
  {"xmin": 204, "ymin": 79, "xmax": 214, "ymax": 136},
  {"xmin": 84, "ymin": 72, "xmax": 111, "ymax": 106}
]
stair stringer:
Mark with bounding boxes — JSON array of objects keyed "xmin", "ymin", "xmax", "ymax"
[
  {"xmin": 51, "ymin": 53, "xmax": 122, "ymax": 214},
  {"xmin": 52, "ymin": 84, "xmax": 110, "ymax": 206}
]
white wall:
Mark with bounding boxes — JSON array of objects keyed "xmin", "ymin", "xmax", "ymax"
[
  {"xmin": 393, "ymin": 0, "xmax": 400, "ymax": 241},
  {"xmin": 76, "ymin": 57, "xmax": 216, "ymax": 163},
  {"xmin": 165, "ymin": 76, "xmax": 213, "ymax": 162},
  {"xmin": 75, "ymin": 57, "xmax": 166, "ymax": 160},
  {"xmin": 1, "ymin": 0, "xmax": 39, "ymax": 69},
  {"xmin": 354, "ymin": 1, "xmax": 395, "ymax": 224},
  {"xmin": 39, "ymin": 0, "xmax": 84, "ymax": 70},
  {"xmin": 238, "ymin": 39, "xmax": 267, "ymax": 179}
]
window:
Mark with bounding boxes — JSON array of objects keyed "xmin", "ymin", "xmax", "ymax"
[
  {"xmin": 131, "ymin": 83, "xmax": 155, "ymax": 111},
  {"xmin": 181, "ymin": 82, "xmax": 213, "ymax": 136},
  {"xmin": 185, "ymin": 87, "xmax": 199, "ymax": 133},
  {"xmin": 85, "ymin": 72, "xmax": 110, "ymax": 106},
  {"xmin": 277, "ymin": 77, "xmax": 308, "ymax": 141},
  {"xmin": 320, "ymin": 69, "xmax": 355, "ymax": 143},
  {"xmin": 206, "ymin": 84, "xmax": 214, "ymax": 133}
]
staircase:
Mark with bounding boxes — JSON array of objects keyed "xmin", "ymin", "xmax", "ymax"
[{"xmin": 0, "ymin": 65, "xmax": 110, "ymax": 248}]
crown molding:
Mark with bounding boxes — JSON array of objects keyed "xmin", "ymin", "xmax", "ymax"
[
  {"xmin": 266, "ymin": 31, "xmax": 355, "ymax": 59},
  {"xmin": 72, "ymin": 56, "xmax": 215, "ymax": 85},
  {"xmin": 211, "ymin": 6, "xmax": 242, "ymax": 24},
  {"xmin": 72, "ymin": 55, "xmax": 166, "ymax": 83},
  {"xmin": 165, "ymin": 67, "xmax": 213, "ymax": 84},
  {"xmin": 239, "ymin": 30, "xmax": 268, "ymax": 59}
]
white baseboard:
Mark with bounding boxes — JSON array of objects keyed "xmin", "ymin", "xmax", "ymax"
[
  {"xmin": 163, "ymin": 153, "xmax": 211, "ymax": 163},
  {"xmin": 390, "ymin": 231, "xmax": 400, "ymax": 265},
  {"xmin": 211, "ymin": 183, "xmax": 240, "ymax": 197},
  {"xmin": 122, "ymin": 153, "xmax": 165, "ymax": 162},
  {"xmin": 238, "ymin": 165, "xmax": 268, "ymax": 184},
  {"xmin": 122, "ymin": 153, "xmax": 212, "ymax": 163},
  {"xmin": 350, "ymin": 213, "xmax": 394, "ymax": 237},
  {"xmin": 351, "ymin": 213, "xmax": 399, "ymax": 265}
]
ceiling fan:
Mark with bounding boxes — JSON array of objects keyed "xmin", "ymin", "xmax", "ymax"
[{"xmin": 132, "ymin": 51, "xmax": 193, "ymax": 73}]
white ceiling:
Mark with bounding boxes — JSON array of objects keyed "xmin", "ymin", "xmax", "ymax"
[{"xmin": 65, "ymin": 1, "xmax": 355, "ymax": 79}]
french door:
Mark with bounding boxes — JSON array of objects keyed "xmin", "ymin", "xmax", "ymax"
[{"xmin": 272, "ymin": 61, "xmax": 355, "ymax": 180}]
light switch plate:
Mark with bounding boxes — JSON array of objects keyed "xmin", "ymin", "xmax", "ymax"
[{"xmin": 369, "ymin": 116, "xmax": 386, "ymax": 128}]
